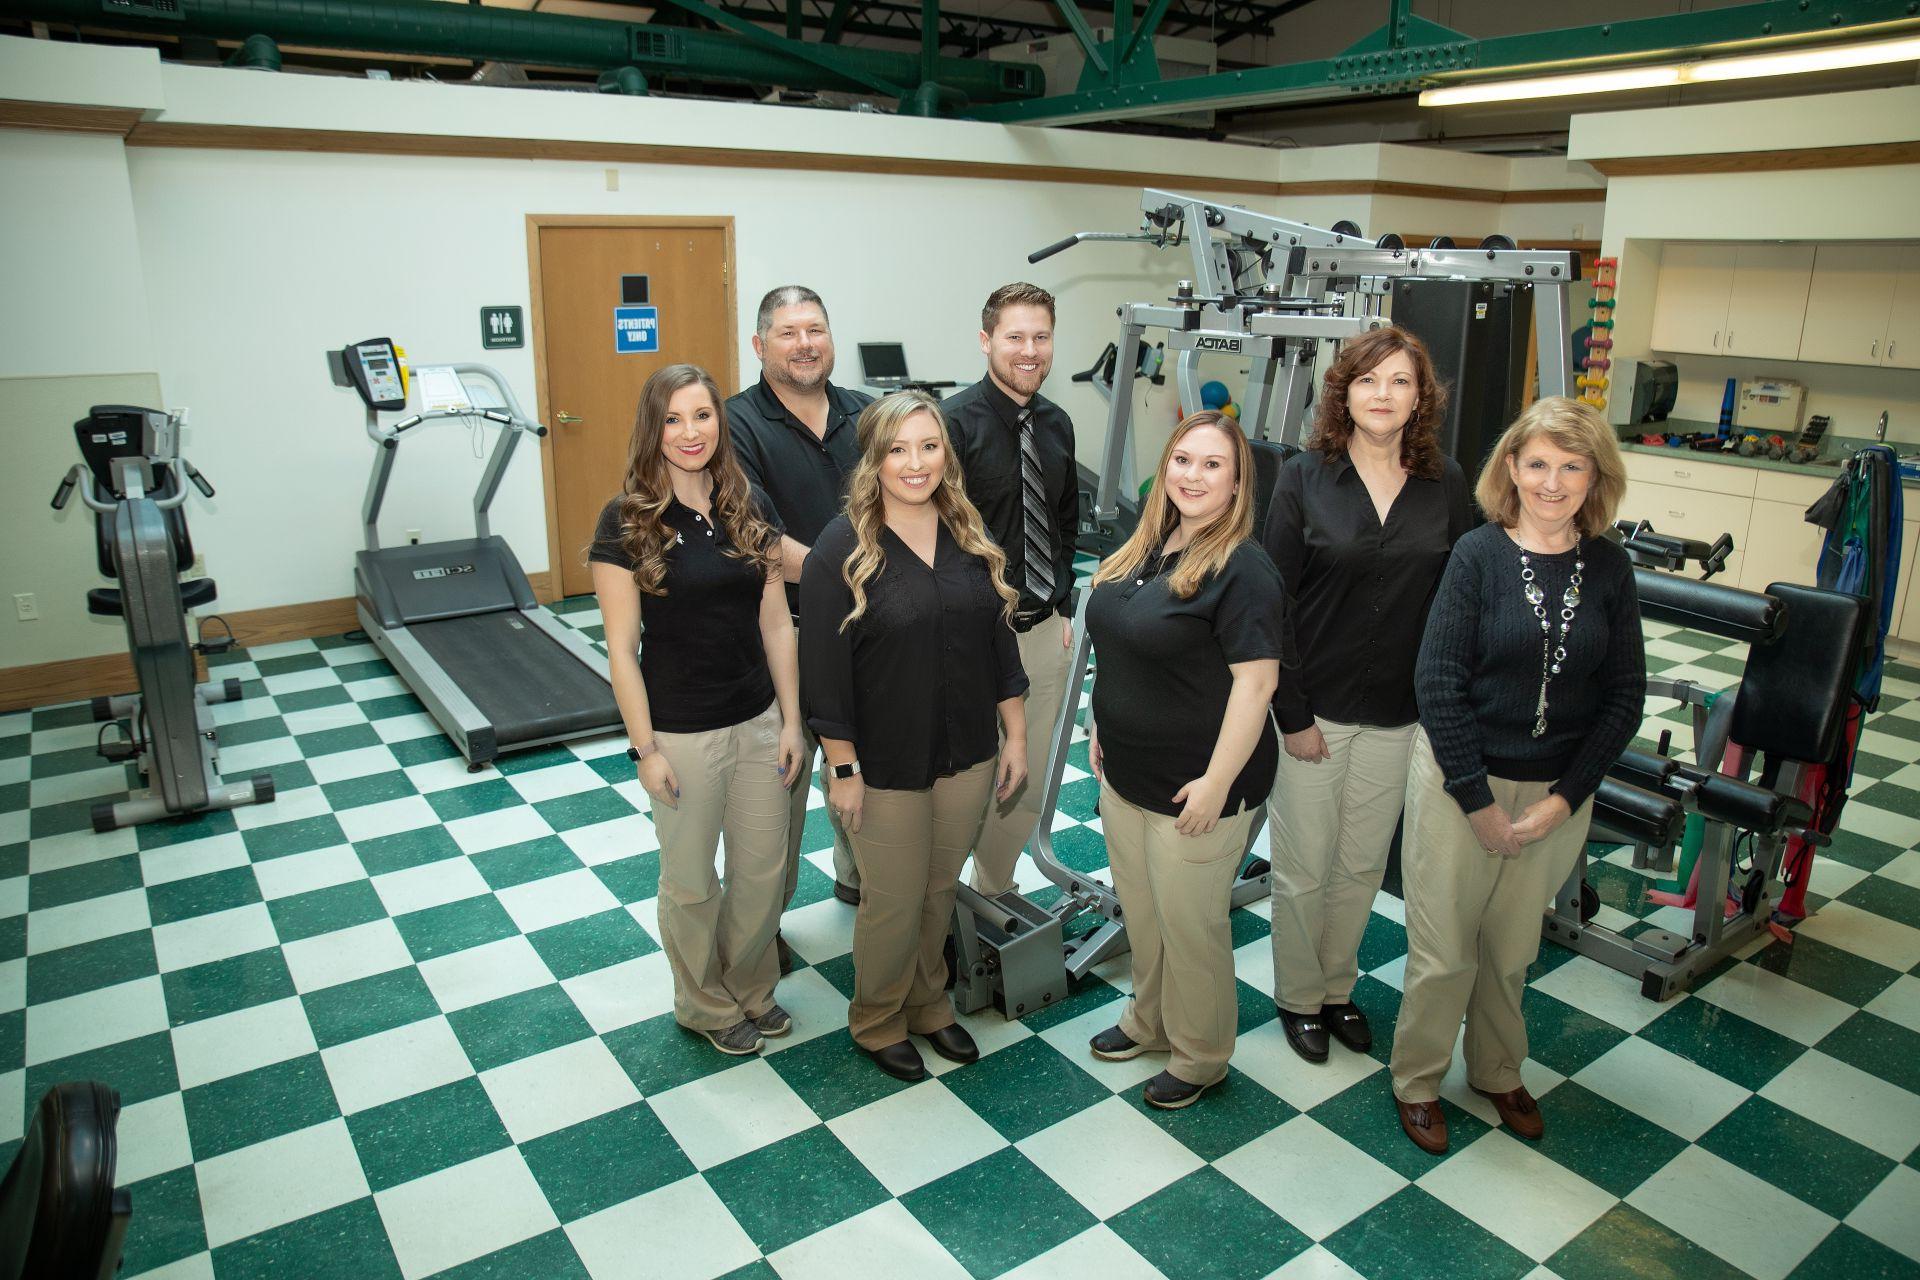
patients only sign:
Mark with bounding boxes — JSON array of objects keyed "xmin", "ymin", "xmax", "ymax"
[{"xmin": 614, "ymin": 305, "xmax": 660, "ymax": 354}]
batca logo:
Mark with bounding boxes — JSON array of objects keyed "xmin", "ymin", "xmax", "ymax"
[
  {"xmin": 411, "ymin": 564, "xmax": 477, "ymax": 581},
  {"xmin": 1195, "ymin": 336, "xmax": 1244, "ymax": 353}
]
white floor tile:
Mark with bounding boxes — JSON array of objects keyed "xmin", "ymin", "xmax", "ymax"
[
  {"xmin": 232, "ymin": 784, "xmax": 334, "ymax": 829},
  {"xmin": 1216, "ymin": 1115, "xmax": 1407, "ymax": 1242},
  {"xmin": 505, "ymin": 761, "xmax": 606, "ymax": 805},
  {"xmin": 1418, "ymin": 1130, "xmax": 1615, "ymax": 1261},
  {"xmin": 171, "ymin": 996, "xmax": 317, "ymax": 1089},
  {"xmin": 564, "ymin": 1174, "xmax": 758, "ymax": 1280},
  {"xmin": 1835, "ymin": 800, "xmax": 1920, "ymax": 851},
  {"xmin": 0, "ymin": 959, "xmax": 20, "ymax": 1017},
  {"xmin": 0, "ymin": 1070, "xmax": 18, "ymax": 1144},
  {"xmin": 1034, "ymin": 993, "xmax": 1163, "ymax": 1093},
  {"xmin": 306, "ymin": 744, "xmax": 402, "ymax": 785},
  {"xmin": 374, "ymin": 1147, "xmax": 559, "ymax": 1280},
  {"xmin": 213, "ymin": 736, "xmax": 305, "ymax": 777},
  {"xmin": 417, "ymin": 935, "xmax": 553, "ymax": 1014},
  {"xmin": 648, "ymin": 1058, "xmax": 818, "ymax": 1170},
  {"xmin": 1528, "ymin": 956, "xmax": 1672, "ymax": 1032},
  {"xmin": 1865, "ymin": 974, "xmax": 1920, "ymax": 1036},
  {"xmin": 1809, "ymin": 855, "xmax": 1872, "ymax": 899},
  {"xmin": 478, "ymin": 1037, "xmax": 642, "ymax": 1143},
  {"xmin": 767, "ymin": 1198, "xmax": 971, "ymax": 1280},
  {"xmin": 1759, "ymin": 1049, "xmax": 1920, "ymax": 1161},
  {"xmin": 403, "ymin": 757, "xmax": 492, "ymax": 794},
  {"xmin": 27, "ymin": 825, "xmax": 136, "ymax": 875},
  {"xmin": 495, "ymin": 867, "xmax": 620, "ymax": 934},
  {"xmin": 446, "ymin": 808, "xmax": 555, "ymax": 855},
  {"xmin": 151, "ymin": 901, "xmax": 280, "ymax": 974},
  {"xmin": 1845, "ymin": 1165, "xmax": 1920, "ymax": 1263},
  {"xmin": 371, "ymin": 856, "xmax": 489, "ymax": 917},
  {"xmin": 373, "ymin": 712, "xmax": 442, "ymax": 745},
  {"xmin": 114, "ymin": 1092, "xmax": 193, "ymax": 1187},
  {"xmin": 1695, "ymin": 962, "xmax": 1857, "ymax": 1045},
  {"xmin": 25, "ymin": 974, "xmax": 168, "ymax": 1066},
  {"xmin": 1231, "ymin": 1018, "xmax": 1383, "ymax": 1113},
  {"xmin": 252, "ymin": 844, "xmax": 367, "ymax": 902},
  {"xmin": 195, "ymin": 1119, "xmax": 370, "ymax": 1248},
  {"xmin": 334, "ymin": 795, "xmax": 441, "ymax": 845},
  {"xmin": 1795, "ymin": 901, "xmax": 1920, "ymax": 971},
  {"xmin": 138, "ymin": 832, "xmax": 250, "ymax": 888},
  {"xmin": 28, "ymin": 887, "xmax": 151, "ymax": 955},
  {"xmin": 1266, "ymin": 1244, "xmax": 1370, "ymax": 1280},
  {"xmin": 827, "ymin": 1078, "xmax": 1008, "ymax": 1197},
  {"xmin": 344, "ymin": 675, "xmax": 410, "ymax": 702},
  {"xmin": 560, "ymin": 952, "xmax": 677, "ymax": 1036},
  {"xmin": 779, "ymin": 895, "xmax": 856, "ymax": 964},
  {"xmin": 1573, "ymin": 1037, "xmax": 1749, "ymax": 1141},
  {"xmin": 755, "ymin": 967, "xmax": 850, "ymax": 1057},
  {"xmin": 322, "ymin": 1014, "xmax": 474, "ymax": 1115},
  {"xmin": 1626, "ymin": 1146, "xmax": 1835, "ymax": 1280},
  {"xmin": 280, "ymin": 701, "xmax": 369, "ymax": 734},
  {"xmin": 280, "ymin": 917, "xmax": 414, "ymax": 994},
  {"xmin": 30, "ymin": 764, "xmax": 140, "ymax": 808},
  {"xmin": 558, "ymin": 813, "xmax": 659, "ymax": 866},
  {"xmin": 0, "ymin": 878, "xmax": 22, "ymax": 922}
]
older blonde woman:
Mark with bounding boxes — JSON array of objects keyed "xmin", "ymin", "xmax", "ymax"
[{"xmin": 1391, "ymin": 397, "xmax": 1645, "ymax": 1155}]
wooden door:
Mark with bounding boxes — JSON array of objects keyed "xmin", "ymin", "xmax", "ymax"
[
  {"xmin": 529, "ymin": 219, "xmax": 735, "ymax": 599},
  {"xmin": 1880, "ymin": 247, "xmax": 1920, "ymax": 370},
  {"xmin": 1649, "ymin": 243, "xmax": 1735, "ymax": 356},
  {"xmin": 1724, "ymin": 244, "xmax": 1814, "ymax": 360},
  {"xmin": 1798, "ymin": 244, "xmax": 1897, "ymax": 366}
]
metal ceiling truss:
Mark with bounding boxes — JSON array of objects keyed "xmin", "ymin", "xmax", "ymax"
[
  {"xmin": 719, "ymin": 0, "xmax": 1065, "ymax": 54},
  {"xmin": 966, "ymin": 0, "xmax": 1920, "ymax": 126}
]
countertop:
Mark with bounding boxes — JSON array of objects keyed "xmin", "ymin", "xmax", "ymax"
[{"xmin": 1616, "ymin": 419, "xmax": 1919, "ymax": 488}]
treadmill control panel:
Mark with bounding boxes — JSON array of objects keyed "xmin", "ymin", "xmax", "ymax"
[{"xmin": 342, "ymin": 338, "xmax": 409, "ymax": 411}]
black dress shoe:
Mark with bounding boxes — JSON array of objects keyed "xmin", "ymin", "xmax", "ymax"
[
  {"xmin": 1279, "ymin": 1008, "xmax": 1330, "ymax": 1063},
  {"xmin": 776, "ymin": 933, "xmax": 794, "ymax": 976},
  {"xmin": 1143, "ymin": 1070, "xmax": 1213, "ymax": 1110},
  {"xmin": 866, "ymin": 1039, "xmax": 928, "ymax": 1082},
  {"xmin": 1323, "ymin": 1001, "xmax": 1372, "ymax": 1053},
  {"xmin": 924, "ymin": 1023, "xmax": 979, "ymax": 1064},
  {"xmin": 833, "ymin": 880, "xmax": 861, "ymax": 906}
]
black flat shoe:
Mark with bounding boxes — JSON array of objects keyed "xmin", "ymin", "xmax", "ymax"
[
  {"xmin": 776, "ymin": 933, "xmax": 794, "ymax": 976},
  {"xmin": 924, "ymin": 1023, "xmax": 979, "ymax": 1064},
  {"xmin": 1089, "ymin": 1026, "xmax": 1147, "ymax": 1061},
  {"xmin": 833, "ymin": 880, "xmax": 861, "ymax": 906},
  {"xmin": 1280, "ymin": 1008, "xmax": 1330, "ymax": 1063},
  {"xmin": 1323, "ymin": 1001, "xmax": 1372, "ymax": 1053},
  {"xmin": 866, "ymin": 1040, "xmax": 928, "ymax": 1082},
  {"xmin": 1143, "ymin": 1070, "xmax": 1213, "ymax": 1110}
]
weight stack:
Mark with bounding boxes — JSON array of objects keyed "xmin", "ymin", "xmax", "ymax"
[{"xmin": 1391, "ymin": 279, "xmax": 1534, "ymax": 479}]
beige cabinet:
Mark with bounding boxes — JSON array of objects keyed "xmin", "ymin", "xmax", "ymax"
[
  {"xmin": 1885, "ymin": 254, "xmax": 1920, "ymax": 371},
  {"xmin": 1650, "ymin": 243, "xmax": 1736, "ymax": 355},
  {"xmin": 1738, "ymin": 499, "xmax": 1828, "ymax": 593},
  {"xmin": 1724, "ymin": 245, "xmax": 1815, "ymax": 359},
  {"xmin": 1798, "ymin": 244, "xmax": 1899, "ymax": 366},
  {"xmin": 1895, "ymin": 519, "xmax": 1920, "ymax": 644},
  {"xmin": 1619, "ymin": 476, "xmax": 1753, "ymax": 586}
]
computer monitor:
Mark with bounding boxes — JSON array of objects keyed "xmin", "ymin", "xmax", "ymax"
[{"xmin": 859, "ymin": 343, "xmax": 910, "ymax": 386}]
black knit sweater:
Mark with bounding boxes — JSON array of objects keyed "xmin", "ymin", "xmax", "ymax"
[{"xmin": 1414, "ymin": 523, "xmax": 1646, "ymax": 814}]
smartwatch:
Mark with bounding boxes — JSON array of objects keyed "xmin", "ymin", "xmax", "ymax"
[
  {"xmin": 832, "ymin": 760, "xmax": 861, "ymax": 780},
  {"xmin": 627, "ymin": 742, "xmax": 656, "ymax": 763}
]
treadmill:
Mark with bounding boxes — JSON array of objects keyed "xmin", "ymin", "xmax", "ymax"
[{"xmin": 330, "ymin": 338, "xmax": 620, "ymax": 768}]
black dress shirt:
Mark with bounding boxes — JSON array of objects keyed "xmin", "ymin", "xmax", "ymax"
[
  {"xmin": 800, "ymin": 514, "xmax": 1029, "ymax": 791},
  {"xmin": 1088, "ymin": 541, "xmax": 1290, "ymax": 819},
  {"xmin": 943, "ymin": 376, "xmax": 1078, "ymax": 622},
  {"xmin": 1262, "ymin": 449, "xmax": 1474, "ymax": 735},
  {"xmin": 726, "ymin": 376, "xmax": 874, "ymax": 616},
  {"xmin": 589, "ymin": 490, "xmax": 783, "ymax": 734}
]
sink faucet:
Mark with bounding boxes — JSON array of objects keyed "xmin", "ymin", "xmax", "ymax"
[{"xmin": 1879, "ymin": 411, "xmax": 1890, "ymax": 443}]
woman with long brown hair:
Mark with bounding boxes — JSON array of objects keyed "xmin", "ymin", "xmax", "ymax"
[
  {"xmin": 1262, "ymin": 325, "xmax": 1473, "ymax": 1066},
  {"xmin": 1084, "ymin": 411, "xmax": 1289, "ymax": 1109},
  {"xmin": 591, "ymin": 363, "xmax": 803, "ymax": 1058},
  {"xmin": 800, "ymin": 391, "xmax": 1030, "ymax": 1083}
]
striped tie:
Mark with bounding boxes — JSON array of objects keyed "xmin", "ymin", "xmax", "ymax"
[{"xmin": 1018, "ymin": 407, "xmax": 1055, "ymax": 604}]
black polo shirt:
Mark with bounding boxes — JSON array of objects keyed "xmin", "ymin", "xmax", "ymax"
[
  {"xmin": 1262, "ymin": 449, "xmax": 1473, "ymax": 734},
  {"xmin": 943, "ymin": 376, "xmax": 1078, "ymax": 621},
  {"xmin": 799, "ymin": 514, "xmax": 1029, "ymax": 791},
  {"xmin": 589, "ymin": 490, "xmax": 783, "ymax": 734},
  {"xmin": 1088, "ymin": 540, "xmax": 1289, "ymax": 819},
  {"xmin": 726, "ymin": 376, "xmax": 873, "ymax": 616}
]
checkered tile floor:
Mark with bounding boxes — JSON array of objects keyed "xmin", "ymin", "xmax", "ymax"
[{"xmin": 7, "ymin": 568, "xmax": 1920, "ymax": 1279}]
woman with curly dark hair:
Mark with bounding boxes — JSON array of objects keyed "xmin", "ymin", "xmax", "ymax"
[
  {"xmin": 1261, "ymin": 326, "xmax": 1473, "ymax": 1065},
  {"xmin": 591, "ymin": 363, "xmax": 804, "ymax": 1059}
]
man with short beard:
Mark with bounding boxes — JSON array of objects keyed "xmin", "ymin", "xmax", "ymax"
[
  {"xmin": 943, "ymin": 282, "xmax": 1078, "ymax": 899},
  {"xmin": 728, "ymin": 286, "xmax": 872, "ymax": 949}
]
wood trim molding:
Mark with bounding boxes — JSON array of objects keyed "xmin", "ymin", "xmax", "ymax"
[
  {"xmin": 1591, "ymin": 140, "xmax": 1920, "ymax": 177},
  {"xmin": 0, "ymin": 100, "xmax": 145, "ymax": 135},
  {"xmin": 1499, "ymin": 188, "xmax": 1606, "ymax": 205}
]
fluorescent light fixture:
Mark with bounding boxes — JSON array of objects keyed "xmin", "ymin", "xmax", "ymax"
[{"xmin": 1418, "ymin": 32, "xmax": 1920, "ymax": 106}]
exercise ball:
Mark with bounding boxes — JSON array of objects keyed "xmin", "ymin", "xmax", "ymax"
[
  {"xmin": 1200, "ymin": 380, "xmax": 1231, "ymax": 410},
  {"xmin": 1222, "ymin": 402, "xmax": 1241, "ymax": 420}
]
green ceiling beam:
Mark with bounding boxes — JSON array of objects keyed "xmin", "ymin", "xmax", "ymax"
[
  {"xmin": 969, "ymin": 0, "xmax": 1920, "ymax": 125},
  {"xmin": 1054, "ymin": 0, "xmax": 1111, "ymax": 76},
  {"xmin": 648, "ymin": 0, "xmax": 907, "ymax": 96},
  {"xmin": 1121, "ymin": 0, "xmax": 1175, "ymax": 67}
]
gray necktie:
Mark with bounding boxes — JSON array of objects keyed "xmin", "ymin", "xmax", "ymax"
[{"xmin": 1018, "ymin": 407, "xmax": 1054, "ymax": 603}]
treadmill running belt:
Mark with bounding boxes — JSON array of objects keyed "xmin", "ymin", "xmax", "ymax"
[{"xmin": 409, "ymin": 611, "xmax": 620, "ymax": 749}]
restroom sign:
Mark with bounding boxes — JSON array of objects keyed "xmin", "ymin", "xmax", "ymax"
[
  {"xmin": 480, "ymin": 305, "xmax": 524, "ymax": 349},
  {"xmin": 614, "ymin": 305, "xmax": 660, "ymax": 354}
]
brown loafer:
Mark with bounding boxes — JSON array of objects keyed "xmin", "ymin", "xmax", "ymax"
[
  {"xmin": 1473, "ymin": 1084, "xmax": 1544, "ymax": 1140},
  {"xmin": 1396, "ymin": 1096, "xmax": 1449, "ymax": 1155}
]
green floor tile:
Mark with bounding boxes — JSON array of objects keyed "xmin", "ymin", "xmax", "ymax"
[
  {"xmin": 0, "ymin": 1009, "xmax": 20, "ymax": 1073},
  {"xmin": 1588, "ymin": 861, "xmax": 1661, "ymax": 917},
  {"xmin": 1818, "ymin": 1010, "xmax": 1920, "ymax": 1093},
  {"xmin": 1226, "ymin": 906, "xmax": 1270, "ymax": 950},
  {"xmin": 1111, "ymin": 1165, "xmax": 1312, "ymax": 1280},
  {"xmin": 391, "ymin": 733, "xmax": 463, "ymax": 767},
  {"xmin": 706, "ymin": 1125, "xmax": 889, "ymax": 1254},
  {"xmin": 182, "ymin": 1053, "xmax": 342, "ymax": 1159},
  {"xmin": 28, "ymin": 743, "xmax": 108, "ymax": 779},
  {"xmin": 526, "ymin": 907, "xmax": 659, "ymax": 980},
  {"xmin": 300, "ymin": 966, "xmax": 441, "ymax": 1049},
  {"xmin": 218, "ymin": 715, "xmax": 292, "ymax": 747},
  {"xmin": 1020, "ymin": 973, "xmax": 1122, "ymax": 1031},
  {"xmin": 163, "ymin": 947, "xmax": 297, "ymax": 1026},
  {"xmin": 1351, "ymin": 974, "xmax": 1405, "ymax": 1065},
  {"xmin": 241, "ymin": 812, "xmax": 348, "ymax": 861},
  {"xmin": 130, "ymin": 808, "xmax": 240, "ymax": 851},
  {"xmin": 471, "ymin": 835, "xmax": 586, "ymax": 891},
  {"xmin": 519, "ymin": 1102, "xmax": 695, "ymax": 1221},
  {"xmin": 353, "ymin": 824, "xmax": 463, "ymax": 877},
  {"xmin": 1788, "ymin": 1223, "xmax": 1919, "ymax": 1279},
  {"xmin": 26, "ymin": 927, "xmax": 157, "ymax": 1004},
  {"xmin": 266, "ymin": 878, "xmax": 388, "ymax": 945},
  {"xmin": 433, "ymin": 1230, "xmax": 591, "ymax": 1279},
  {"xmin": 391, "ymin": 892, "xmax": 520, "ymax": 961},
  {"xmin": 810, "ymin": 954, "xmax": 857, "ymax": 1001},
  {"xmin": 787, "ymin": 859, "xmax": 838, "ymax": 909},
  {"xmin": 330, "ymin": 658, "xmax": 396, "ymax": 684},
  {"xmin": 29, "ymin": 852, "xmax": 143, "ymax": 910},
  {"xmin": 940, "ymin": 1036, "xmax": 1114, "ymax": 1143},
  {"xmin": 585, "ymin": 752, "xmax": 634, "ymax": 787},
  {"xmin": 1700, "ymin": 1095, "xmax": 1894, "ymax": 1220},
  {"xmin": 1840, "ymin": 874, "xmax": 1920, "ymax": 931},
  {"xmin": 1125, "ymin": 1065, "xmax": 1296, "ymax": 1162},
  {"xmin": 901, "ymin": 1146, "xmax": 1096, "ymax": 1279},
  {"xmin": 492, "ymin": 744, "xmax": 578, "ymax": 776},
  {"xmin": 1308, "ymin": 1071, "xmax": 1491, "ymax": 1182},
  {"xmin": 271, "ymin": 685, "xmax": 353, "ymax": 714},
  {"xmin": 1547, "ymin": 1203, "xmax": 1750, "ymax": 1280},
  {"xmin": 230, "ymin": 758, "xmax": 314, "ymax": 794},
  {"xmin": 1234, "ymin": 977, "xmax": 1280, "ymax": 1035},
  {"xmin": 1750, "ymin": 933, "xmax": 1902, "ymax": 1007},
  {"xmin": 1529, "ymin": 1081, "xmax": 1690, "ymax": 1198},
  {"xmin": 212, "ymin": 1196, "xmax": 403, "ymax": 1279},
  {"xmin": 1047, "ymin": 824, "xmax": 1111, "ymax": 875},
  {"xmin": 320, "ymin": 770, "xmax": 419, "ymax": 812},
  {"xmin": 0, "ymin": 914, "xmax": 20, "ymax": 965},
  {"xmin": 255, "ymin": 651, "xmax": 329, "ymax": 677},
  {"xmin": 345, "ymin": 1076, "xmax": 511, "ymax": 1192},
  {"xmin": 1522, "ymin": 991, "xmax": 1632, "ymax": 1078},
  {"xmin": 1821, "ymin": 830, "xmax": 1905, "ymax": 873},
  {"xmin": 1353, "ymin": 910, "xmax": 1408, "ymax": 973},
  {"xmin": 446, "ymin": 983, "xmax": 594, "ymax": 1072},
  {"xmin": 1637, "ymin": 995, "xmax": 1806, "ymax": 1092},
  {"xmin": 591, "ymin": 852, "xmax": 661, "ymax": 906},
  {"xmin": 428, "ymin": 778, "xmax": 524, "ymax": 822},
  {"xmin": 357, "ymin": 692, "xmax": 426, "ymax": 722},
  {"xmin": 603, "ymin": 1014, "xmax": 750, "ymax": 1096},
  {"xmin": 297, "ymin": 724, "xmax": 382, "ymax": 760},
  {"xmin": 26, "ymin": 1030, "xmax": 179, "ymax": 1108},
  {"xmin": 714, "ymin": 1263, "xmax": 779, "ymax": 1280},
  {"xmin": 147, "ymin": 864, "xmax": 263, "ymax": 926},
  {"xmin": 1055, "ymin": 775, "xmax": 1101, "ymax": 821},
  {"xmin": 535, "ymin": 787, "xmax": 637, "ymax": 832},
  {"xmin": 118, "ymin": 1164, "xmax": 206, "ymax": 1276},
  {"xmin": 764, "ymin": 1028, "xmax": 918, "ymax": 1122},
  {"xmin": 1326, "ymin": 1185, "xmax": 1532, "ymax": 1280}
]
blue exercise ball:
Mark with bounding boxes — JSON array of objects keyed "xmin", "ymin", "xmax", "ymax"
[{"xmin": 1200, "ymin": 380, "xmax": 1231, "ymax": 410}]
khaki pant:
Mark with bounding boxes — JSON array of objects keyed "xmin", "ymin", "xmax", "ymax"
[
  {"xmin": 1390, "ymin": 730, "xmax": 1595, "ymax": 1104},
  {"xmin": 1269, "ymin": 718, "xmax": 1417, "ymax": 1015},
  {"xmin": 970, "ymin": 619, "xmax": 1072, "ymax": 896},
  {"xmin": 653, "ymin": 702, "xmax": 791, "ymax": 1031},
  {"xmin": 847, "ymin": 759, "xmax": 995, "ymax": 1049},
  {"xmin": 1101, "ymin": 783, "xmax": 1255, "ymax": 1087},
  {"xmin": 789, "ymin": 623, "xmax": 858, "ymax": 898}
]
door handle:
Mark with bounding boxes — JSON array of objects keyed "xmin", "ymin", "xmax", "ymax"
[
  {"xmin": 557, "ymin": 411, "xmax": 583, "ymax": 424},
  {"xmin": 1872, "ymin": 341, "xmax": 1880, "ymax": 360}
]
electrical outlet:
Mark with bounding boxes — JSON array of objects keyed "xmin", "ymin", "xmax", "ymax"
[
  {"xmin": 14, "ymin": 593, "xmax": 37, "ymax": 621},
  {"xmin": 1572, "ymin": 222, "xmax": 1585, "ymax": 240},
  {"xmin": 605, "ymin": 168, "xmax": 620, "ymax": 192},
  {"xmin": 407, "ymin": 528, "xmax": 422, "ymax": 545}
]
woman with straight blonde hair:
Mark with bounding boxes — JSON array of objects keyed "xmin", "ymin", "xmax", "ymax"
[
  {"xmin": 799, "ymin": 391, "xmax": 1030, "ymax": 1083},
  {"xmin": 1084, "ymin": 410, "xmax": 1291, "ymax": 1109},
  {"xmin": 1390, "ymin": 396, "xmax": 1644, "ymax": 1155}
]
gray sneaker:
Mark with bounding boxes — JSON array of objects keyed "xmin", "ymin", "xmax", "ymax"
[
  {"xmin": 700, "ymin": 1019, "xmax": 764, "ymax": 1056},
  {"xmin": 753, "ymin": 1004, "xmax": 794, "ymax": 1038}
]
